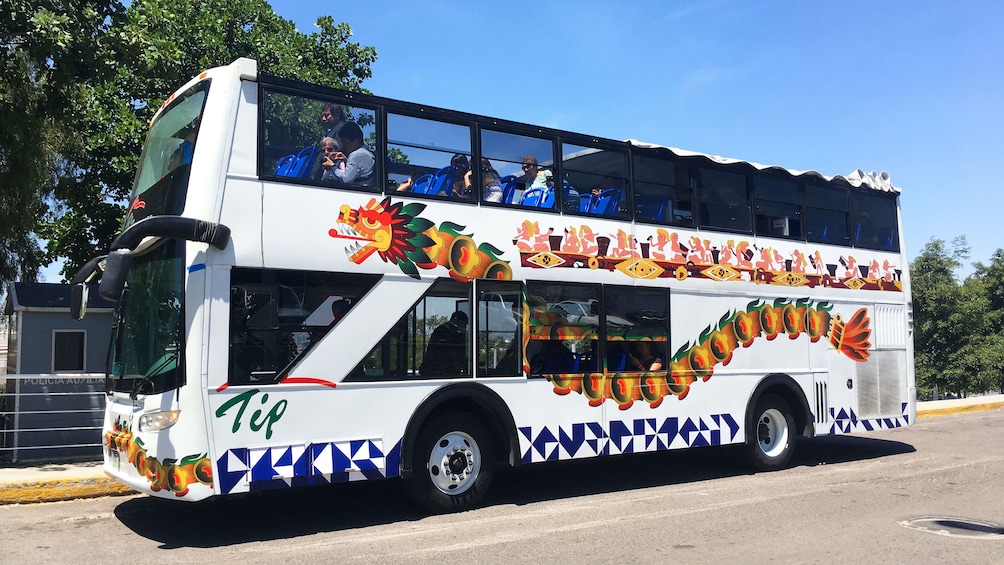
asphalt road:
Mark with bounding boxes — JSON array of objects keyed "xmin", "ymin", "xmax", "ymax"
[{"xmin": 2, "ymin": 410, "xmax": 1002, "ymax": 564}]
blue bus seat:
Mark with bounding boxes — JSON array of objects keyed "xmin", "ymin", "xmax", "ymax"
[
  {"xmin": 499, "ymin": 175, "xmax": 519, "ymax": 204},
  {"xmin": 607, "ymin": 351, "xmax": 627, "ymax": 371},
  {"xmin": 636, "ymin": 194, "xmax": 667, "ymax": 221},
  {"xmin": 591, "ymin": 189, "xmax": 621, "ymax": 215},
  {"xmin": 290, "ymin": 145, "xmax": 317, "ymax": 178},
  {"xmin": 410, "ymin": 173, "xmax": 434, "ymax": 194},
  {"xmin": 520, "ymin": 188, "xmax": 545, "ymax": 207},
  {"xmin": 428, "ymin": 166, "xmax": 456, "ymax": 196},
  {"xmin": 579, "ymin": 194, "xmax": 593, "ymax": 212},
  {"xmin": 274, "ymin": 153, "xmax": 297, "ymax": 176},
  {"xmin": 540, "ymin": 186, "xmax": 556, "ymax": 209}
]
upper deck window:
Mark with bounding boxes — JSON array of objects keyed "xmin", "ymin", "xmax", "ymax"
[
  {"xmin": 261, "ymin": 89, "xmax": 379, "ymax": 190},
  {"xmin": 851, "ymin": 191, "xmax": 899, "ymax": 251},
  {"xmin": 481, "ymin": 130, "xmax": 556, "ymax": 208},
  {"xmin": 632, "ymin": 154, "xmax": 693, "ymax": 227},
  {"xmin": 563, "ymin": 143, "xmax": 629, "ymax": 218},
  {"xmin": 697, "ymin": 167, "xmax": 751, "ymax": 233},
  {"xmin": 805, "ymin": 184, "xmax": 850, "ymax": 245},
  {"xmin": 753, "ymin": 175, "xmax": 802, "ymax": 239},
  {"xmin": 387, "ymin": 113, "xmax": 473, "ymax": 200}
]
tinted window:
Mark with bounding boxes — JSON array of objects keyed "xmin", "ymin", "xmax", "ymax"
[
  {"xmin": 851, "ymin": 191, "xmax": 899, "ymax": 251},
  {"xmin": 481, "ymin": 130, "xmax": 556, "ymax": 208},
  {"xmin": 261, "ymin": 90, "xmax": 379, "ymax": 189},
  {"xmin": 754, "ymin": 176, "xmax": 802, "ymax": 239},
  {"xmin": 387, "ymin": 113, "xmax": 472, "ymax": 200},
  {"xmin": 563, "ymin": 143, "xmax": 628, "ymax": 217},
  {"xmin": 603, "ymin": 286, "xmax": 668, "ymax": 373},
  {"xmin": 697, "ymin": 168, "xmax": 751, "ymax": 232},
  {"xmin": 805, "ymin": 184, "xmax": 849, "ymax": 245},
  {"xmin": 632, "ymin": 154, "xmax": 693, "ymax": 226},
  {"xmin": 526, "ymin": 282, "xmax": 600, "ymax": 376}
]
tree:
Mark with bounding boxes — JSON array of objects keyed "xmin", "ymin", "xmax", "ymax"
[
  {"xmin": 0, "ymin": 0, "xmax": 124, "ymax": 287},
  {"xmin": 5, "ymin": 0, "xmax": 377, "ymax": 282}
]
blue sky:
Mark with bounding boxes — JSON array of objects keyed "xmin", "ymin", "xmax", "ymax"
[
  {"xmin": 40, "ymin": 0, "xmax": 1000, "ymax": 282},
  {"xmin": 274, "ymin": 0, "xmax": 1002, "ymax": 273}
]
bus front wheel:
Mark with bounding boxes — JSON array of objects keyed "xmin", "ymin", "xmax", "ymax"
[
  {"xmin": 746, "ymin": 393, "xmax": 795, "ymax": 471},
  {"xmin": 407, "ymin": 411, "xmax": 495, "ymax": 513}
]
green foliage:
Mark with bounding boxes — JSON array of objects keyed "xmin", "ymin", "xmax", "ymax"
[
  {"xmin": 911, "ymin": 236, "xmax": 1004, "ymax": 397},
  {"xmin": 4, "ymin": 0, "xmax": 377, "ymax": 282}
]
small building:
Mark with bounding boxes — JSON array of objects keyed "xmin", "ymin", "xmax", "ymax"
[
  {"xmin": 3, "ymin": 283, "xmax": 115, "ymax": 462},
  {"xmin": 4, "ymin": 282, "xmax": 115, "ymax": 374}
]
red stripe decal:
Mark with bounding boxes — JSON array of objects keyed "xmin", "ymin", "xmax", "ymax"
[
  {"xmin": 280, "ymin": 377, "xmax": 338, "ymax": 389},
  {"xmin": 216, "ymin": 383, "xmax": 229, "ymax": 392}
]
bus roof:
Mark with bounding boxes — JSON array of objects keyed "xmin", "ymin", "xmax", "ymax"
[{"xmin": 627, "ymin": 139, "xmax": 900, "ymax": 194}]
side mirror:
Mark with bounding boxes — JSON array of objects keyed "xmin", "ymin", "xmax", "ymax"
[
  {"xmin": 70, "ymin": 283, "xmax": 89, "ymax": 320},
  {"xmin": 99, "ymin": 250, "xmax": 133, "ymax": 301}
]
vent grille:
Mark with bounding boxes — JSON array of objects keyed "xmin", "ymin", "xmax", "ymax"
[
  {"xmin": 814, "ymin": 379, "xmax": 829, "ymax": 424},
  {"xmin": 857, "ymin": 350, "xmax": 903, "ymax": 418},
  {"xmin": 874, "ymin": 304, "xmax": 908, "ymax": 349}
]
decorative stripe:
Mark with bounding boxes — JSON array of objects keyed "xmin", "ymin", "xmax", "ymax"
[
  {"xmin": 519, "ymin": 414, "xmax": 740, "ymax": 464},
  {"xmin": 216, "ymin": 439, "xmax": 402, "ymax": 494},
  {"xmin": 279, "ymin": 377, "xmax": 338, "ymax": 389},
  {"xmin": 824, "ymin": 403, "xmax": 910, "ymax": 435},
  {"xmin": 187, "ymin": 263, "xmax": 206, "ymax": 273}
]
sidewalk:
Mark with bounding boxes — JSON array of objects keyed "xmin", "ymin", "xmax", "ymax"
[{"xmin": 1, "ymin": 395, "xmax": 1001, "ymax": 505}]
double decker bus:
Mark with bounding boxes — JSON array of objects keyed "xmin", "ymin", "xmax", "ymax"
[{"xmin": 73, "ymin": 59, "xmax": 915, "ymax": 512}]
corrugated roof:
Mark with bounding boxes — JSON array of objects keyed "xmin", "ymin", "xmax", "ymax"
[
  {"xmin": 627, "ymin": 140, "xmax": 900, "ymax": 193},
  {"xmin": 4, "ymin": 282, "xmax": 115, "ymax": 314}
]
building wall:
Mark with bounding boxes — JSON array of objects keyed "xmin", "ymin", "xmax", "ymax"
[{"xmin": 17, "ymin": 311, "xmax": 114, "ymax": 374}]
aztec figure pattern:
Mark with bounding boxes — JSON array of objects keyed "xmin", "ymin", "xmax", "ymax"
[
  {"xmin": 548, "ymin": 299, "xmax": 872, "ymax": 410},
  {"xmin": 516, "ymin": 222, "xmax": 903, "ymax": 292},
  {"xmin": 331, "ymin": 197, "xmax": 512, "ymax": 280},
  {"xmin": 104, "ymin": 420, "xmax": 213, "ymax": 497}
]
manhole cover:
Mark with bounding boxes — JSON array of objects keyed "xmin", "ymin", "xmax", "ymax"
[{"xmin": 900, "ymin": 516, "xmax": 1004, "ymax": 540}]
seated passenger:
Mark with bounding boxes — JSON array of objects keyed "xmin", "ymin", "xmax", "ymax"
[
  {"xmin": 314, "ymin": 137, "xmax": 340, "ymax": 181},
  {"xmin": 518, "ymin": 155, "xmax": 551, "ymax": 192},
  {"xmin": 628, "ymin": 341, "xmax": 664, "ymax": 371},
  {"xmin": 419, "ymin": 311, "xmax": 469, "ymax": 376},
  {"xmin": 322, "ymin": 122, "xmax": 375, "ymax": 186},
  {"xmin": 481, "ymin": 168, "xmax": 503, "ymax": 203},
  {"xmin": 450, "ymin": 154, "xmax": 473, "ymax": 198}
]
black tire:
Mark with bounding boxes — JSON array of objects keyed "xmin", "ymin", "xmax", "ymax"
[
  {"xmin": 406, "ymin": 411, "xmax": 496, "ymax": 513},
  {"xmin": 745, "ymin": 393, "xmax": 796, "ymax": 471}
]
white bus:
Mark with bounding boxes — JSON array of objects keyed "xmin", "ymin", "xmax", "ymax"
[{"xmin": 73, "ymin": 59, "xmax": 915, "ymax": 512}]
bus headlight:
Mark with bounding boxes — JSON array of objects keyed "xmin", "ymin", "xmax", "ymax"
[{"xmin": 138, "ymin": 410, "xmax": 180, "ymax": 432}]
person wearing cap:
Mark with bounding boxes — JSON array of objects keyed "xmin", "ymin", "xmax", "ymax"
[{"xmin": 420, "ymin": 311, "xmax": 469, "ymax": 376}]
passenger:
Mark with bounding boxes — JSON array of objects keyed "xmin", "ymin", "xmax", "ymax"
[
  {"xmin": 629, "ymin": 341, "xmax": 664, "ymax": 371},
  {"xmin": 320, "ymin": 103, "xmax": 346, "ymax": 141},
  {"xmin": 449, "ymin": 154, "xmax": 473, "ymax": 198},
  {"xmin": 314, "ymin": 137, "xmax": 340, "ymax": 181},
  {"xmin": 310, "ymin": 103, "xmax": 346, "ymax": 179},
  {"xmin": 481, "ymin": 168, "xmax": 504, "ymax": 203},
  {"xmin": 420, "ymin": 311, "xmax": 469, "ymax": 376},
  {"xmin": 517, "ymin": 155, "xmax": 551, "ymax": 192},
  {"xmin": 322, "ymin": 123, "xmax": 375, "ymax": 186}
]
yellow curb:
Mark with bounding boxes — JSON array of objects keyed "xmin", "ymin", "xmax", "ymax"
[
  {"xmin": 917, "ymin": 401, "xmax": 1004, "ymax": 419},
  {"xmin": 0, "ymin": 477, "xmax": 134, "ymax": 505}
]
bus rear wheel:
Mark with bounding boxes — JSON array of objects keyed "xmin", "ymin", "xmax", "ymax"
[
  {"xmin": 746, "ymin": 393, "xmax": 795, "ymax": 471},
  {"xmin": 407, "ymin": 411, "xmax": 495, "ymax": 513}
]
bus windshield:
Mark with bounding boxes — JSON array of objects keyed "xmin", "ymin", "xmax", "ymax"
[
  {"xmin": 126, "ymin": 80, "xmax": 211, "ymax": 227},
  {"xmin": 107, "ymin": 240, "xmax": 186, "ymax": 396}
]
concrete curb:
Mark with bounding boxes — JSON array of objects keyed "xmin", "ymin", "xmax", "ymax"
[
  {"xmin": 916, "ymin": 400, "xmax": 1004, "ymax": 419},
  {"xmin": 0, "ymin": 475, "xmax": 134, "ymax": 505}
]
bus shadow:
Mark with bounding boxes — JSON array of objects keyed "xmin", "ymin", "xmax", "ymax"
[{"xmin": 113, "ymin": 435, "xmax": 914, "ymax": 549}]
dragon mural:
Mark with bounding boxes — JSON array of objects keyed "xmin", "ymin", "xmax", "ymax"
[
  {"xmin": 330, "ymin": 197, "xmax": 512, "ymax": 280},
  {"xmin": 105, "ymin": 420, "xmax": 213, "ymax": 497},
  {"xmin": 547, "ymin": 299, "xmax": 872, "ymax": 410}
]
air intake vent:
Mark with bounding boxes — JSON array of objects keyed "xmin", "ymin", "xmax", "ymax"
[
  {"xmin": 857, "ymin": 350, "xmax": 904, "ymax": 419},
  {"xmin": 814, "ymin": 378, "xmax": 829, "ymax": 424}
]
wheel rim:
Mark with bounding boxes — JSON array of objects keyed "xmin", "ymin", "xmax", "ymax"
[
  {"xmin": 427, "ymin": 430, "xmax": 481, "ymax": 495},
  {"xmin": 757, "ymin": 408, "xmax": 789, "ymax": 458}
]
